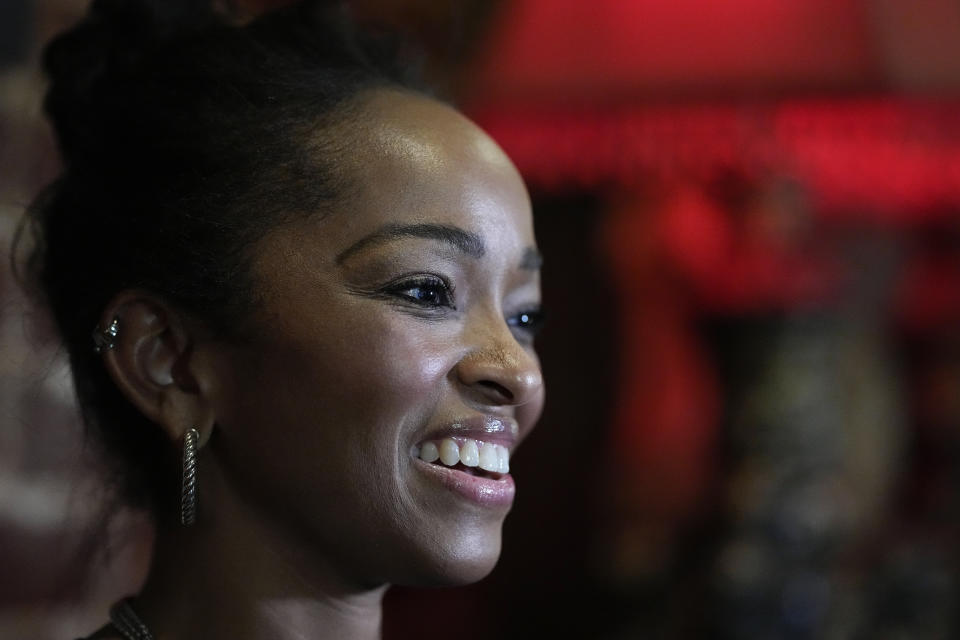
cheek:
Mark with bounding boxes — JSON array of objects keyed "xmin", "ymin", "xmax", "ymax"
[
  {"xmin": 212, "ymin": 307, "xmax": 491, "ymax": 584},
  {"xmin": 310, "ymin": 318, "xmax": 455, "ymax": 429},
  {"xmin": 214, "ymin": 310, "xmax": 458, "ymax": 497}
]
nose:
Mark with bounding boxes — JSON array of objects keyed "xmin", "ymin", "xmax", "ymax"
[{"xmin": 456, "ymin": 323, "xmax": 544, "ymax": 408}]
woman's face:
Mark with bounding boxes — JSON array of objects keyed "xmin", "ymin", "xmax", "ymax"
[{"xmin": 206, "ymin": 90, "xmax": 544, "ymax": 587}]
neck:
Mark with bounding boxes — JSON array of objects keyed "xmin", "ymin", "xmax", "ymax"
[{"xmin": 133, "ymin": 456, "xmax": 387, "ymax": 640}]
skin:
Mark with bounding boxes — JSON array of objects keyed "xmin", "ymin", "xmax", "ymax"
[{"xmin": 92, "ymin": 89, "xmax": 544, "ymax": 639}]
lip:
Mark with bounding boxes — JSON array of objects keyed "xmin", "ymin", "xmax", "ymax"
[
  {"xmin": 411, "ymin": 415, "xmax": 520, "ymax": 508},
  {"xmin": 414, "ymin": 415, "xmax": 519, "ymax": 449},
  {"xmin": 413, "ymin": 457, "xmax": 516, "ymax": 508}
]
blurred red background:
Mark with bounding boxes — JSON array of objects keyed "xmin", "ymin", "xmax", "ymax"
[{"xmin": 2, "ymin": 1, "xmax": 959, "ymax": 638}]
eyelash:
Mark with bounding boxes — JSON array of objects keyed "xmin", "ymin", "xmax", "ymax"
[
  {"xmin": 380, "ymin": 275, "xmax": 545, "ymax": 339},
  {"xmin": 382, "ymin": 275, "xmax": 456, "ymax": 310}
]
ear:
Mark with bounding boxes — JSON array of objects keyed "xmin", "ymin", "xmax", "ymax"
[{"xmin": 97, "ymin": 291, "xmax": 216, "ymax": 446}]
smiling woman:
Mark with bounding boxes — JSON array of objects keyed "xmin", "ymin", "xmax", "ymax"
[{"xmin": 15, "ymin": 1, "xmax": 544, "ymax": 639}]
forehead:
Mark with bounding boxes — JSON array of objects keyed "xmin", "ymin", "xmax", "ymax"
[{"xmin": 326, "ymin": 90, "xmax": 535, "ymax": 252}]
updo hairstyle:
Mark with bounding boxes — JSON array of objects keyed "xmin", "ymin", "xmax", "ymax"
[{"xmin": 16, "ymin": 0, "xmax": 419, "ymax": 517}]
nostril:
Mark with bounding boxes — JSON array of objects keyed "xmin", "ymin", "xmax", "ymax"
[{"xmin": 477, "ymin": 379, "xmax": 514, "ymax": 402}]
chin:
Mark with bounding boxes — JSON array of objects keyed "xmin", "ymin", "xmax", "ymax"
[{"xmin": 398, "ymin": 523, "xmax": 505, "ymax": 587}]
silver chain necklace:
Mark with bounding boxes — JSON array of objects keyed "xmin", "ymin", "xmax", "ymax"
[{"xmin": 109, "ymin": 599, "xmax": 155, "ymax": 640}]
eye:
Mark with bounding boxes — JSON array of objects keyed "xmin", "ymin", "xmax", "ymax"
[
  {"xmin": 384, "ymin": 275, "xmax": 455, "ymax": 309},
  {"xmin": 507, "ymin": 308, "xmax": 545, "ymax": 339}
]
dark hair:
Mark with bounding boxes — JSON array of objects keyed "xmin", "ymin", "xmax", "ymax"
[{"xmin": 16, "ymin": 0, "xmax": 421, "ymax": 516}]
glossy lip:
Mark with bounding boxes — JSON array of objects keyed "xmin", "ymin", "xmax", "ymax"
[
  {"xmin": 414, "ymin": 415, "xmax": 519, "ymax": 450},
  {"xmin": 413, "ymin": 457, "xmax": 516, "ymax": 508},
  {"xmin": 411, "ymin": 415, "xmax": 519, "ymax": 508}
]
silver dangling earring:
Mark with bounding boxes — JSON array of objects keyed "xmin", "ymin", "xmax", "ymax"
[{"xmin": 180, "ymin": 428, "xmax": 200, "ymax": 526}]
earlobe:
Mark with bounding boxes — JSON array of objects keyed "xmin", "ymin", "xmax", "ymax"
[{"xmin": 98, "ymin": 292, "xmax": 214, "ymax": 443}]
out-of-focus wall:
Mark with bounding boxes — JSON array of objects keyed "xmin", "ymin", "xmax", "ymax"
[
  {"xmin": 460, "ymin": 2, "xmax": 960, "ymax": 638},
  {"xmin": 0, "ymin": 2, "xmax": 152, "ymax": 638}
]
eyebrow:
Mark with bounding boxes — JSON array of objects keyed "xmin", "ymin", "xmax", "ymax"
[
  {"xmin": 336, "ymin": 223, "xmax": 485, "ymax": 264},
  {"xmin": 335, "ymin": 222, "xmax": 542, "ymax": 271}
]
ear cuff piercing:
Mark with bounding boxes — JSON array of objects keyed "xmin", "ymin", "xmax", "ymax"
[{"xmin": 93, "ymin": 317, "xmax": 120, "ymax": 353}]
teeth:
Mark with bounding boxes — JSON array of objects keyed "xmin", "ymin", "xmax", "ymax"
[
  {"xmin": 478, "ymin": 442, "xmax": 499, "ymax": 472},
  {"xmin": 422, "ymin": 438, "xmax": 511, "ymax": 473},
  {"xmin": 460, "ymin": 440, "xmax": 480, "ymax": 467},
  {"xmin": 439, "ymin": 439, "xmax": 460, "ymax": 466},
  {"xmin": 419, "ymin": 441, "xmax": 440, "ymax": 463}
]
